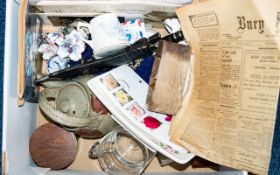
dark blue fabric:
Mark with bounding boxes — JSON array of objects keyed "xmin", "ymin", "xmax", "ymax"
[
  {"xmin": 129, "ymin": 55, "xmax": 154, "ymax": 84},
  {"xmin": 81, "ymin": 42, "xmax": 93, "ymax": 63},
  {"xmin": 269, "ymin": 95, "xmax": 280, "ymax": 175},
  {"xmin": 0, "ymin": 0, "xmax": 6, "ymax": 173}
]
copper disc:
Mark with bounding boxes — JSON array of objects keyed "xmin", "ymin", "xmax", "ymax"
[{"xmin": 29, "ymin": 123, "xmax": 77, "ymax": 170}]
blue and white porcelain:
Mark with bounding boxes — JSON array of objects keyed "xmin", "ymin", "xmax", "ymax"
[
  {"xmin": 38, "ymin": 29, "xmax": 87, "ymax": 73},
  {"xmin": 48, "ymin": 56, "xmax": 69, "ymax": 74}
]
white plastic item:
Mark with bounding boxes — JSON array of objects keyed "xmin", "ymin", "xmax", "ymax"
[
  {"xmin": 3, "ymin": 0, "xmax": 248, "ymax": 175},
  {"xmin": 163, "ymin": 18, "xmax": 181, "ymax": 34}
]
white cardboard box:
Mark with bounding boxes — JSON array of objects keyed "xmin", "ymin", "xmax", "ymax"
[{"xmin": 2, "ymin": 0, "xmax": 248, "ymax": 174}]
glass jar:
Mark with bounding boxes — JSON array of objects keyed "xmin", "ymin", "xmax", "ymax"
[{"xmin": 89, "ymin": 127, "xmax": 156, "ymax": 175}]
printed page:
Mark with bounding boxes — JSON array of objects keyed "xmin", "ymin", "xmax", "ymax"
[{"xmin": 170, "ymin": 0, "xmax": 280, "ymax": 174}]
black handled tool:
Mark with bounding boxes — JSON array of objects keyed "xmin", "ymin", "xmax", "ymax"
[{"xmin": 36, "ymin": 34, "xmax": 160, "ymax": 84}]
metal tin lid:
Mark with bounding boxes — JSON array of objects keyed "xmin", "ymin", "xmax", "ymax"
[
  {"xmin": 56, "ymin": 82, "xmax": 90, "ymax": 119},
  {"xmin": 39, "ymin": 82, "xmax": 93, "ymax": 128}
]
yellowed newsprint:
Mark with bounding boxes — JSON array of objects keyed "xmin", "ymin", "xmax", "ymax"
[{"xmin": 171, "ymin": 0, "xmax": 280, "ymax": 174}]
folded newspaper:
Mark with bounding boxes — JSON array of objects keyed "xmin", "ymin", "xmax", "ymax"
[
  {"xmin": 87, "ymin": 65, "xmax": 195, "ymax": 164},
  {"xmin": 170, "ymin": 0, "xmax": 280, "ymax": 174}
]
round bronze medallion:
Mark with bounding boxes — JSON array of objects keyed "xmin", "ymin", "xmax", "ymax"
[{"xmin": 29, "ymin": 123, "xmax": 78, "ymax": 170}]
